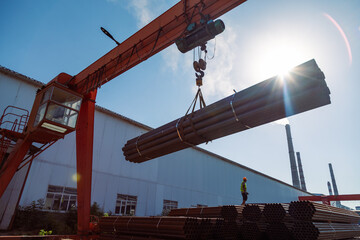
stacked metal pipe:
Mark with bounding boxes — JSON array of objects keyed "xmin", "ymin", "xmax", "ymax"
[
  {"xmin": 198, "ymin": 218, "xmax": 212, "ymax": 240},
  {"xmin": 263, "ymin": 203, "xmax": 294, "ymax": 240},
  {"xmin": 290, "ymin": 201, "xmax": 360, "ymax": 240},
  {"xmin": 240, "ymin": 204, "xmax": 268, "ymax": 240},
  {"xmin": 211, "ymin": 218, "xmax": 225, "ymax": 240},
  {"xmin": 263, "ymin": 203, "xmax": 289, "ymax": 222},
  {"xmin": 168, "ymin": 205, "xmax": 244, "ymax": 222},
  {"xmin": 265, "ymin": 223, "xmax": 293, "ymax": 240},
  {"xmin": 242, "ymin": 204, "xmax": 265, "ymax": 222},
  {"xmin": 168, "ymin": 206, "xmax": 223, "ymax": 218},
  {"xmin": 220, "ymin": 220, "xmax": 240, "ymax": 240},
  {"xmin": 123, "ymin": 59, "xmax": 331, "ymax": 163},
  {"xmin": 99, "ymin": 216, "xmax": 209, "ymax": 239},
  {"xmin": 289, "ymin": 201, "xmax": 360, "ymax": 223},
  {"xmin": 99, "ymin": 203, "xmax": 360, "ymax": 239},
  {"xmin": 292, "ymin": 221, "xmax": 360, "ymax": 240},
  {"xmin": 169, "ymin": 205, "xmax": 244, "ymax": 239},
  {"xmin": 239, "ymin": 221, "xmax": 267, "ymax": 240},
  {"xmin": 221, "ymin": 205, "xmax": 245, "ymax": 222}
]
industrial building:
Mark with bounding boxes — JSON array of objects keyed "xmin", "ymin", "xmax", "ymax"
[{"xmin": 0, "ymin": 66, "xmax": 310, "ymax": 229}]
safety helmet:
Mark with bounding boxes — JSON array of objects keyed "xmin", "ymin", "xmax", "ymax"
[{"xmin": 243, "ymin": 177, "xmax": 247, "ymax": 181}]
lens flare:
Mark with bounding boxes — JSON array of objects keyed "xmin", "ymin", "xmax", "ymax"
[
  {"xmin": 323, "ymin": 13, "xmax": 352, "ymax": 65},
  {"xmin": 274, "ymin": 118, "xmax": 290, "ymax": 126},
  {"xmin": 282, "ymin": 79, "xmax": 294, "ymax": 119},
  {"xmin": 72, "ymin": 173, "xmax": 81, "ymax": 182}
]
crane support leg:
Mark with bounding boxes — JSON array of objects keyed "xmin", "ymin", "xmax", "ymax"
[
  {"xmin": 76, "ymin": 90, "xmax": 97, "ymax": 237},
  {"xmin": 0, "ymin": 137, "xmax": 32, "ymax": 198}
]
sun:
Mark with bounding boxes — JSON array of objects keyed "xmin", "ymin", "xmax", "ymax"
[
  {"xmin": 248, "ymin": 35, "xmax": 312, "ymax": 82},
  {"xmin": 259, "ymin": 45, "xmax": 303, "ymax": 77}
]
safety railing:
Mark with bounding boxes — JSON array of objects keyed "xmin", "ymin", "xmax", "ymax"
[{"xmin": 0, "ymin": 106, "xmax": 29, "ymax": 133}]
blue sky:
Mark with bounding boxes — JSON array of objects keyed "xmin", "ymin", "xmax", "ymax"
[{"xmin": 0, "ymin": 0, "xmax": 359, "ymax": 207}]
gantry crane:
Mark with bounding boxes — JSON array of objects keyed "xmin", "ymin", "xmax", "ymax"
[{"xmin": 0, "ymin": 0, "xmax": 247, "ymax": 237}]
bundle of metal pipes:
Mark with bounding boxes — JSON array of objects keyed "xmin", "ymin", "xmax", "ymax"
[
  {"xmin": 263, "ymin": 203, "xmax": 294, "ymax": 240},
  {"xmin": 221, "ymin": 205, "xmax": 245, "ymax": 222},
  {"xmin": 240, "ymin": 221, "xmax": 267, "ymax": 240},
  {"xmin": 197, "ymin": 218, "xmax": 212, "ymax": 240},
  {"xmin": 288, "ymin": 201, "xmax": 360, "ymax": 240},
  {"xmin": 169, "ymin": 205, "xmax": 244, "ymax": 239},
  {"xmin": 220, "ymin": 220, "xmax": 241, "ymax": 240},
  {"xmin": 263, "ymin": 203, "xmax": 289, "ymax": 222},
  {"xmin": 123, "ymin": 59, "xmax": 331, "ymax": 163},
  {"xmin": 242, "ymin": 204, "xmax": 265, "ymax": 222},
  {"xmin": 240, "ymin": 204, "xmax": 268, "ymax": 240},
  {"xmin": 289, "ymin": 201, "xmax": 360, "ymax": 223},
  {"xmin": 265, "ymin": 222, "xmax": 293, "ymax": 240},
  {"xmin": 168, "ymin": 206, "xmax": 222, "ymax": 218},
  {"xmin": 99, "ymin": 216, "xmax": 224, "ymax": 240},
  {"xmin": 210, "ymin": 218, "xmax": 226, "ymax": 240},
  {"xmin": 99, "ymin": 203, "xmax": 360, "ymax": 239},
  {"xmin": 168, "ymin": 205, "xmax": 244, "ymax": 222},
  {"xmin": 292, "ymin": 221, "xmax": 360, "ymax": 240}
]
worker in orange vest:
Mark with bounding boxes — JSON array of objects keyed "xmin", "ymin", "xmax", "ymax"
[{"xmin": 241, "ymin": 177, "xmax": 248, "ymax": 205}]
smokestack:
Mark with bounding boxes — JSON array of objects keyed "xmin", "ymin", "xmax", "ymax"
[
  {"xmin": 285, "ymin": 124, "xmax": 300, "ymax": 188},
  {"xmin": 327, "ymin": 181, "xmax": 333, "ymax": 195},
  {"xmin": 329, "ymin": 163, "xmax": 339, "ymax": 195},
  {"xmin": 329, "ymin": 163, "xmax": 340, "ymax": 207},
  {"xmin": 296, "ymin": 152, "xmax": 307, "ymax": 191}
]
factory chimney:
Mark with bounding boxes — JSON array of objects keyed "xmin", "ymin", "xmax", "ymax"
[
  {"xmin": 327, "ymin": 181, "xmax": 333, "ymax": 195},
  {"xmin": 296, "ymin": 152, "xmax": 307, "ymax": 191},
  {"xmin": 285, "ymin": 124, "xmax": 300, "ymax": 188},
  {"xmin": 329, "ymin": 163, "xmax": 340, "ymax": 207},
  {"xmin": 329, "ymin": 163, "xmax": 339, "ymax": 195}
]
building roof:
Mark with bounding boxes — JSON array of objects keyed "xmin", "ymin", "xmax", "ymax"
[
  {"xmin": 0, "ymin": 65, "xmax": 44, "ymax": 87},
  {"xmin": 0, "ymin": 65, "xmax": 311, "ymax": 195}
]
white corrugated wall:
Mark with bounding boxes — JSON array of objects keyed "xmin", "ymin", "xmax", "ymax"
[{"xmin": 0, "ymin": 68, "xmax": 310, "ymax": 228}]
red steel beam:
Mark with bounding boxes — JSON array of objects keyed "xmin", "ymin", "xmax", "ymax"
[
  {"xmin": 299, "ymin": 194, "xmax": 360, "ymax": 202},
  {"xmin": 67, "ymin": 0, "xmax": 247, "ymax": 94},
  {"xmin": 0, "ymin": 136, "xmax": 32, "ymax": 197},
  {"xmin": 0, "ymin": 1, "xmax": 250, "ymax": 237},
  {"xmin": 68, "ymin": 1, "xmax": 245, "ymax": 235},
  {"xmin": 8, "ymin": 155, "xmax": 35, "ymax": 230},
  {"xmin": 76, "ymin": 90, "xmax": 97, "ymax": 236}
]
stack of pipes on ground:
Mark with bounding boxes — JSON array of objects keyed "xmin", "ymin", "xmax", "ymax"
[{"xmin": 99, "ymin": 202, "xmax": 360, "ymax": 240}]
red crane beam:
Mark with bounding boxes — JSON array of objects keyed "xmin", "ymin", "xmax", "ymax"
[
  {"xmin": 76, "ymin": 90, "xmax": 97, "ymax": 237},
  {"xmin": 299, "ymin": 194, "xmax": 360, "ymax": 205},
  {"xmin": 70, "ymin": 1, "xmax": 246, "ymax": 235},
  {"xmin": 66, "ymin": 0, "xmax": 247, "ymax": 95},
  {"xmin": 0, "ymin": 0, "xmax": 247, "ymax": 236}
]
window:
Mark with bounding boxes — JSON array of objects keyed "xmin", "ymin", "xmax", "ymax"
[
  {"xmin": 44, "ymin": 185, "xmax": 77, "ymax": 211},
  {"xmin": 115, "ymin": 194, "xmax": 137, "ymax": 216},
  {"xmin": 163, "ymin": 200, "xmax": 178, "ymax": 211},
  {"xmin": 51, "ymin": 87, "xmax": 82, "ymax": 110}
]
